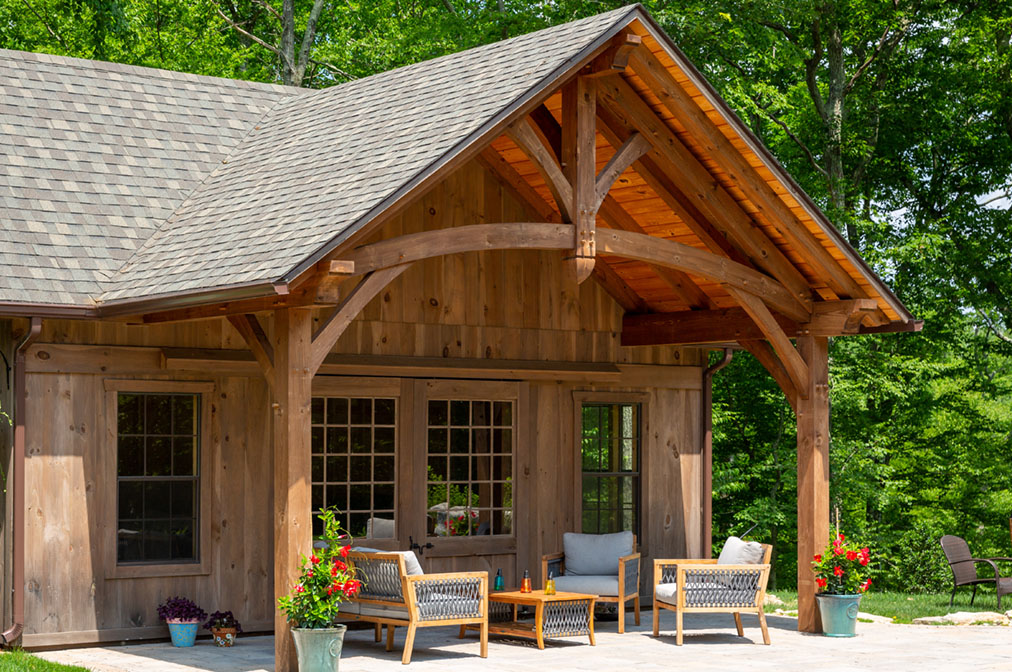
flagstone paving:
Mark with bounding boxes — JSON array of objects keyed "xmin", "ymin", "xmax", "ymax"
[{"xmin": 37, "ymin": 611, "xmax": 1012, "ymax": 672}]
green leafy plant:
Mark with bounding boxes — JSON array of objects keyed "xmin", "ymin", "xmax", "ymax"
[
  {"xmin": 812, "ymin": 532, "xmax": 872, "ymax": 595},
  {"xmin": 277, "ymin": 508, "xmax": 361, "ymax": 629}
]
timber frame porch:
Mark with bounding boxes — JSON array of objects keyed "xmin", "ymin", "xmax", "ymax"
[{"xmin": 2, "ymin": 6, "xmax": 917, "ymax": 671}]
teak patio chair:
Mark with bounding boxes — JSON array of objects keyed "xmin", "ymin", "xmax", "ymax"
[
  {"xmin": 652, "ymin": 542, "xmax": 772, "ymax": 646},
  {"xmin": 939, "ymin": 535, "xmax": 1012, "ymax": 609},
  {"xmin": 541, "ymin": 531, "xmax": 641, "ymax": 633},
  {"xmin": 339, "ymin": 551, "xmax": 489, "ymax": 664}
]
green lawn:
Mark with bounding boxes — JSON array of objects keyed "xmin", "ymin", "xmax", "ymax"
[
  {"xmin": 0, "ymin": 650, "xmax": 89, "ymax": 672},
  {"xmin": 765, "ymin": 590, "xmax": 1009, "ymax": 624}
]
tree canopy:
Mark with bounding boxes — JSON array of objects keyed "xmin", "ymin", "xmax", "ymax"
[{"xmin": 5, "ymin": 0, "xmax": 1011, "ymax": 590}]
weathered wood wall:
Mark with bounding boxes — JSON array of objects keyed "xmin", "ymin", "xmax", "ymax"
[{"xmin": 19, "ymin": 158, "xmax": 705, "ymax": 646}]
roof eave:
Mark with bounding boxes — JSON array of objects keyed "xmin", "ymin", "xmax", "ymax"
[{"xmin": 631, "ymin": 11, "xmax": 915, "ymax": 325}]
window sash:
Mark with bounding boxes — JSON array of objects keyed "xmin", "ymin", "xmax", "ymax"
[
  {"xmin": 115, "ymin": 391, "xmax": 201, "ymax": 566},
  {"xmin": 580, "ymin": 402, "xmax": 642, "ymax": 536}
]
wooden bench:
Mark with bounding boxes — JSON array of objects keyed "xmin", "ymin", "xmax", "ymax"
[{"xmin": 338, "ymin": 551, "xmax": 489, "ymax": 664}]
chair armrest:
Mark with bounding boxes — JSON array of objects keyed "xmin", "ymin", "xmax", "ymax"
[
  {"xmin": 619, "ymin": 552, "xmax": 641, "ymax": 597},
  {"xmin": 405, "ymin": 571, "xmax": 488, "ymax": 622},
  {"xmin": 542, "ymin": 552, "xmax": 565, "ymax": 581}
]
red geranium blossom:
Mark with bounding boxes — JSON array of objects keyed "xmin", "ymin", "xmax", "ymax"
[
  {"xmin": 846, "ymin": 550, "xmax": 858, "ymax": 561},
  {"xmin": 813, "ymin": 554, "xmax": 822, "ymax": 562},
  {"xmin": 816, "ymin": 578, "xmax": 827, "ymax": 588},
  {"xmin": 833, "ymin": 566, "xmax": 845, "ymax": 577}
]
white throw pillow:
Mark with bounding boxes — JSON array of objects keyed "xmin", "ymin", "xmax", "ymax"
[{"xmin": 717, "ymin": 536, "xmax": 764, "ymax": 565}]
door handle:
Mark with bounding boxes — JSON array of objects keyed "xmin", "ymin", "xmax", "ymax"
[{"xmin": 408, "ymin": 536, "xmax": 433, "ymax": 556}]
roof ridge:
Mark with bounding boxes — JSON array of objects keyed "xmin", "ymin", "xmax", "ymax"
[{"xmin": 0, "ymin": 47, "xmax": 302, "ymax": 94}]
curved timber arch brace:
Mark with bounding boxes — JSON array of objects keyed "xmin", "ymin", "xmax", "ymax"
[
  {"xmin": 227, "ymin": 263, "xmax": 412, "ymax": 671},
  {"xmin": 335, "ymin": 223, "xmax": 810, "ymax": 323}
]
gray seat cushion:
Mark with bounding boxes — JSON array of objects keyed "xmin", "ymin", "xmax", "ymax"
[
  {"xmin": 655, "ymin": 582, "xmax": 679, "ymax": 606},
  {"xmin": 341, "ymin": 600, "xmax": 410, "ymax": 619},
  {"xmin": 554, "ymin": 574, "xmax": 619, "ymax": 596},
  {"xmin": 562, "ymin": 531, "xmax": 634, "ymax": 576}
]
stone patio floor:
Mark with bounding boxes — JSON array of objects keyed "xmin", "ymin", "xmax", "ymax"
[{"xmin": 37, "ymin": 611, "xmax": 1012, "ymax": 672}]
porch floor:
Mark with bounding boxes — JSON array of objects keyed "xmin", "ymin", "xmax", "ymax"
[{"xmin": 37, "ymin": 611, "xmax": 1012, "ymax": 672}]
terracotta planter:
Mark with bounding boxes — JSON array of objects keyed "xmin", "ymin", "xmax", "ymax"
[{"xmin": 211, "ymin": 626, "xmax": 238, "ymax": 647}]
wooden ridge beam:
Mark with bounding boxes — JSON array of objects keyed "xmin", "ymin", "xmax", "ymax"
[
  {"xmin": 587, "ymin": 32, "xmax": 643, "ymax": 76},
  {"xmin": 595, "ymin": 76, "xmax": 814, "ymax": 311},
  {"xmin": 628, "ymin": 49, "xmax": 868, "ymax": 301},
  {"xmin": 506, "ymin": 118, "xmax": 574, "ymax": 221},
  {"xmin": 597, "ymin": 227, "xmax": 809, "ymax": 322},
  {"xmin": 226, "ymin": 313, "xmax": 275, "ymax": 384},
  {"xmin": 334, "ymin": 223, "xmax": 573, "ymax": 275},
  {"xmin": 310, "ymin": 264, "xmax": 412, "ymax": 374}
]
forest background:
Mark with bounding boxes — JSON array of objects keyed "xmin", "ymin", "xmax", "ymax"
[{"xmin": 4, "ymin": 0, "xmax": 1010, "ymax": 591}]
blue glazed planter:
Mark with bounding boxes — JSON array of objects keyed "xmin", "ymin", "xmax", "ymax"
[
  {"xmin": 167, "ymin": 620, "xmax": 200, "ymax": 647},
  {"xmin": 816, "ymin": 593, "xmax": 862, "ymax": 637}
]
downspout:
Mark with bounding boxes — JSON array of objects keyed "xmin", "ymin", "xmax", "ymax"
[
  {"xmin": 2, "ymin": 317, "xmax": 41, "ymax": 647},
  {"xmin": 701, "ymin": 348, "xmax": 732, "ymax": 559}
]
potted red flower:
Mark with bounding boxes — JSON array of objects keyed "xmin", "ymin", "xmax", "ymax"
[
  {"xmin": 811, "ymin": 532, "xmax": 872, "ymax": 637},
  {"xmin": 277, "ymin": 508, "xmax": 362, "ymax": 672}
]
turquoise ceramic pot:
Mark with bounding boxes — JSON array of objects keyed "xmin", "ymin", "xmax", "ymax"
[
  {"xmin": 291, "ymin": 625, "xmax": 347, "ymax": 672},
  {"xmin": 816, "ymin": 593, "xmax": 862, "ymax": 637},
  {"xmin": 166, "ymin": 620, "xmax": 200, "ymax": 647}
]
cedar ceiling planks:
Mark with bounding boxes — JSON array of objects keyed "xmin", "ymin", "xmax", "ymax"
[{"xmin": 488, "ymin": 17, "xmax": 902, "ymax": 324}]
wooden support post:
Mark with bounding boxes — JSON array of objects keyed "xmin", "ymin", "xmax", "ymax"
[
  {"xmin": 272, "ymin": 307, "xmax": 314, "ymax": 671},
  {"xmin": 795, "ymin": 334, "xmax": 829, "ymax": 633},
  {"xmin": 569, "ymin": 75, "xmax": 597, "ymax": 284}
]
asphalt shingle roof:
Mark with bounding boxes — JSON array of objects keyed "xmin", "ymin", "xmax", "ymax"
[
  {"xmin": 0, "ymin": 50, "xmax": 297, "ymax": 306},
  {"xmin": 1, "ymin": 5, "xmax": 638, "ymax": 308}
]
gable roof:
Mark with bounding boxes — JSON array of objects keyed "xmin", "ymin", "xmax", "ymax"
[{"xmin": 1, "ymin": 4, "xmax": 913, "ymax": 327}]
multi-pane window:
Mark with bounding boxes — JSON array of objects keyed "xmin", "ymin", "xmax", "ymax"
[
  {"xmin": 311, "ymin": 397, "xmax": 396, "ymax": 539},
  {"xmin": 581, "ymin": 403, "xmax": 641, "ymax": 536},
  {"xmin": 426, "ymin": 399, "xmax": 513, "ymax": 537},
  {"xmin": 116, "ymin": 393, "xmax": 200, "ymax": 564}
]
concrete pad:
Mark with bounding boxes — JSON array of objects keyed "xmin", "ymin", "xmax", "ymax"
[{"xmin": 37, "ymin": 610, "xmax": 1012, "ymax": 672}]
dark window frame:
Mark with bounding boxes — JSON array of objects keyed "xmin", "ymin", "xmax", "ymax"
[
  {"xmin": 578, "ymin": 400, "xmax": 644, "ymax": 538},
  {"xmin": 115, "ymin": 391, "xmax": 202, "ymax": 566},
  {"xmin": 104, "ymin": 380, "xmax": 213, "ymax": 580},
  {"xmin": 310, "ymin": 395, "xmax": 398, "ymax": 540}
]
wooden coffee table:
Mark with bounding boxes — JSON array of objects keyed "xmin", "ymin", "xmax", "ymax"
[{"xmin": 462, "ymin": 589, "xmax": 597, "ymax": 649}]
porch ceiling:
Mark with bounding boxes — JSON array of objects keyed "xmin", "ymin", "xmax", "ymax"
[{"xmin": 485, "ymin": 21, "xmax": 907, "ymax": 328}]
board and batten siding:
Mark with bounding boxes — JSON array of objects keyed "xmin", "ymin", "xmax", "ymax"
[{"xmin": 16, "ymin": 157, "xmax": 706, "ymax": 646}]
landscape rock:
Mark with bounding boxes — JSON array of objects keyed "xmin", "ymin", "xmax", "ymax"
[
  {"xmin": 764, "ymin": 593, "xmax": 785, "ymax": 606},
  {"xmin": 857, "ymin": 612, "xmax": 893, "ymax": 624},
  {"xmin": 912, "ymin": 611, "xmax": 1009, "ymax": 626}
]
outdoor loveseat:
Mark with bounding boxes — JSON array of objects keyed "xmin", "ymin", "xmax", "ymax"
[
  {"xmin": 652, "ymin": 537, "xmax": 772, "ymax": 645},
  {"xmin": 541, "ymin": 531, "xmax": 641, "ymax": 633},
  {"xmin": 339, "ymin": 550, "xmax": 489, "ymax": 664}
]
